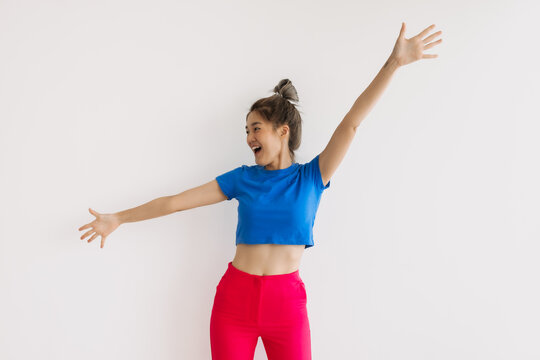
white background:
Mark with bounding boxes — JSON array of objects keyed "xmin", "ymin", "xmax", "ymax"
[{"xmin": 1, "ymin": 0, "xmax": 539, "ymax": 359}]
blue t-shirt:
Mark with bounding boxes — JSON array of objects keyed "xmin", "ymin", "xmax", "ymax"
[{"xmin": 215, "ymin": 154, "xmax": 330, "ymax": 249}]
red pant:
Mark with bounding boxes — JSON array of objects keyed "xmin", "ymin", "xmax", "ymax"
[{"xmin": 210, "ymin": 261, "xmax": 311, "ymax": 360}]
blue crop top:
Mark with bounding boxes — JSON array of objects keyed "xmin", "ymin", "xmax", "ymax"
[{"xmin": 215, "ymin": 154, "xmax": 330, "ymax": 249}]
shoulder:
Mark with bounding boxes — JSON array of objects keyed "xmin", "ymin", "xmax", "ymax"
[{"xmin": 299, "ymin": 154, "xmax": 330, "ymax": 190}]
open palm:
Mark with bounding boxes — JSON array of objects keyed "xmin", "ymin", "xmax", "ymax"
[
  {"xmin": 390, "ymin": 23, "xmax": 443, "ymax": 67},
  {"xmin": 78, "ymin": 208, "xmax": 120, "ymax": 249}
]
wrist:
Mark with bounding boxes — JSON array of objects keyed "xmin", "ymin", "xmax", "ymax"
[
  {"xmin": 385, "ymin": 56, "xmax": 400, "ymax": 72},
  {"xmin": 113, "ymin": 212, "xmax": 124, "ymax": 226}
]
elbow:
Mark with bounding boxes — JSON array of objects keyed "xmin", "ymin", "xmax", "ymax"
[{"xmin": 165, "ymin": 194, "xmax": 181, "ymax": 214}]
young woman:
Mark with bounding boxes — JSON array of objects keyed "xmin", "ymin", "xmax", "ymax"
[{"xmin": 78, "ymin": 22, "xmax": 442, "ymax": 360}]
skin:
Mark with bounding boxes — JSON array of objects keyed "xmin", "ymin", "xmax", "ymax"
[
  {"xmin": 79, "ymin": 22, "xmax": 443, "ymax": 276},
  {"xmin": 78, "ymin": 209, "xmax": 119, "ymax": 248},
  {"xmin": 235, "ymin": 23, "xmax": 443, "ymax": 275},
  {"xmin": 245, "ymin": 111, "xmax": 293, "ymax": 171},
  {"xmin": 232, "ymin": 111, "xmax": 306, "ymax": 275},
  {"xmin": 77, "ymin": 109, "xmax": 306, "ymax": 275}
]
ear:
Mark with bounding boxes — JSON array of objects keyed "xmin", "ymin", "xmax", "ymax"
[{"xmin": 280, "ymin": 124, "xmax": 290, "ymax": 137}]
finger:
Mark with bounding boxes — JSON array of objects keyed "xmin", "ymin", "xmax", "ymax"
[
  {"xmin": 85, "ymin": 233, "xmax": 95, "ymax": 242},
  {"xmin": 416, "ymin": 24, "xmax": 436, "ymax": 40},
  {"xmin": 81, "ymin": 229, "xmax": 95, "ymax": 240},
  {"xmin": 398, "ymin": 22, "xmax": 406, "ymax": 39},
  {"xmin": 424, "ymin": 39, "xmax": 442, "ymax": 50},
  {"xmin": 423, "ymin": 31, "xmax": 442, "ymax": 44},
  {"xmin": 89, "ymin": 208, "xmax": 99, "ymax": 217},
  {"xmin": 79, "ymin": 223, "xmax": 92, "ymax": 231},
  {"xmin": 422, "ymin": 54, "xmax": 438, "ymax": 59},
  {"xmin": 101, "ymin": 236, "xmax": 106, "ymax": 249},
  {"xmin": 88, "ymin": 233, "xmax": 99, "ymax": 243}
]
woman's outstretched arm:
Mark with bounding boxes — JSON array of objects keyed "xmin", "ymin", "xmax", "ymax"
[
  {"xmin": 78, "ymin": 179, "xmax": 228, "ymax": 248},
  {"xmin": 319, "ymin": 22, "xmax": 443, "ymax": 186}
]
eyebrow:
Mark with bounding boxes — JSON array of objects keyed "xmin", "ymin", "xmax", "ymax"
[{"xmin": 245, "ymin": 121, "xmax": 262, "ymax": 130}]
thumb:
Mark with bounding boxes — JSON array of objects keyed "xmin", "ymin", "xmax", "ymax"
[
  {"xmin": 398, "ymin": 22, "xmax": 406, "ymax": 39},
  {"xmin": 89, "ymin": 208, "xmax": 98, "ymax": 216}
]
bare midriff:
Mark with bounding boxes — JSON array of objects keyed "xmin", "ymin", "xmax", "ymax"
[{"xmin": 232, "ymin": 243, "xmax": 305, "ymax": 276}]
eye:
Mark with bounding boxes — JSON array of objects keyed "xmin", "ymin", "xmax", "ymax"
[{"xmin": 246, "ymin": 127, "xmax": 260, "ymax": 134}]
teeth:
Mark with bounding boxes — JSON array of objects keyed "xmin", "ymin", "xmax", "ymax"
[{"xmin": 252, "ymin": 146, "xmax": 261, "ymax": 151}]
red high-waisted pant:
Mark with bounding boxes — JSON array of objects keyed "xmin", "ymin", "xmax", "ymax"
[{"xmin": 210, "ymin": 261, "xmax": 311, "ymax": 360}]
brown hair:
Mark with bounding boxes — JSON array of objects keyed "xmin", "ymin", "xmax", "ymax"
[{"xmin": 246, "ymin": 79, "xmax": 303, "ymax": 164}]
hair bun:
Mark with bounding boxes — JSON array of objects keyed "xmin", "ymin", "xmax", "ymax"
[{"xmin": 273, "ymin": 78, "xmax": 299, "ymax": 102}]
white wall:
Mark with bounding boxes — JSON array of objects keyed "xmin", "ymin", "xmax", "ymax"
[{"xmin": 1, "ymin": 0, "xmax": 539, "ymax": 359}]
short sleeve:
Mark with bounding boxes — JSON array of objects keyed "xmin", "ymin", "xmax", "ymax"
[
  {"xmin": 307, "ymin": 154, "xmax": 330, "ymax": 191},
  {"xmin": 215, "ymin": 166, "xmax": 243, "ymax": 200}
]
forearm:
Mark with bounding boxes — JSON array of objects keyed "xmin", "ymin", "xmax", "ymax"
[
  {"xmin": 342, "ymin": 56, "xmax": 400, "ymax": 130},
  {"xmin": 115, "ymin": 196, "xmax": 173, "ymax": 225}
]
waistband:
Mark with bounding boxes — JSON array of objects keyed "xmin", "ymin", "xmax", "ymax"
[{"xmin": 226, "ymin": 261, "xmax": 301, "ymax": 282}]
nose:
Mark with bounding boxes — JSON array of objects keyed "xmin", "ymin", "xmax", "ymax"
[{"xmin": 246, "ymin": 133, "xmax": 256, "ymax": 145}]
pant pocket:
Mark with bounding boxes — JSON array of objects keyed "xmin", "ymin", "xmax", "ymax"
[
  {"xmin": 215, "ymin": 270, "xmax": 230, "ymax": 291},
  {"xmin": 297, "ymin": 280, "xmax": 307, "ymax": 300}
]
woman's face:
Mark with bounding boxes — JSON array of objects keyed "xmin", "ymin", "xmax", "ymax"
[{"xmin": 245, "ymin": 111, "xmax": 289, "ymax": 166}]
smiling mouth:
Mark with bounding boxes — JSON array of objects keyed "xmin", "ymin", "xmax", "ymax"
[{"xmin": 253, "ymin": 146, "xmax": 262, "ymax": 155}]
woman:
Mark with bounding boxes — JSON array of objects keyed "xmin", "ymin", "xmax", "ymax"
[{"xmin": 78, "ymin": 22, "xmax": 442, "ymax": 360}]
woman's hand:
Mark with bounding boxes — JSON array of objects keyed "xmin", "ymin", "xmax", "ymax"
[
  {"xmin": 78, "ymin": 208, "xmax": 121, "ymax": 249},
  {"xmin": 389, "ymin": 23, "xmax": 443, "ymax": 68}
]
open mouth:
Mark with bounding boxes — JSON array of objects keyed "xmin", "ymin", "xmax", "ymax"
[{"xmin": 253, "ymin": 146, "xmax": 262, "ymax": 155}]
